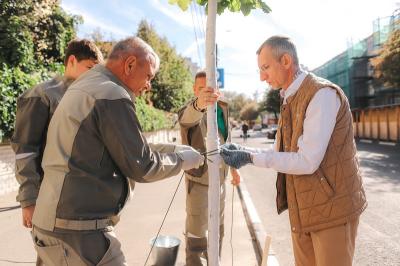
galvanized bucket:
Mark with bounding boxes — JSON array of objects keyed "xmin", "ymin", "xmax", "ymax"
[{"xmin": 149, "ymin": 235, "xmax": 181, "ymax": 266}]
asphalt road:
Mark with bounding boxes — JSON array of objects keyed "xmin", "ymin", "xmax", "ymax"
[{"xmin": 232, "ymin": 129, "xmax": 400, "ymax": 266}]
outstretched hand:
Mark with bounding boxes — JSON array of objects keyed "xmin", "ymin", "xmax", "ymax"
[{"xmin": 220, "ymin": 147, "xmax": 252, "ymax": 169}]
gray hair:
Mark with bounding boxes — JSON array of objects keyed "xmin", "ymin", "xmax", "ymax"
[
  {"xmin": 108, "ymin": 37, "xmax": 160, "ymax": 70},
  {"xmin": 256, "ymin": 35, "xmax": 299, "ymax": 67}
]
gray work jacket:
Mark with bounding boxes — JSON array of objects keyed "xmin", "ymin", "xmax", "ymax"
[
  {"xmin": 11, "ymin": 75, "xmax": 74, "ymax": 208},
  {"xmin": 178, "ymin": 99, "xmax": 230, "ymax": 186},
  {"xmin": 32, "ymin": 65, "xmax": 183, "ymax": 231}
]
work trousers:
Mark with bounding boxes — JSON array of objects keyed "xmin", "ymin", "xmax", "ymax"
[
  {"xmin": 31, "ymin": 226, "xmax": 127, "ymax": 266},
  {"xmin": 185, "ymin": 179, "xmax": 226, "ymax": 266},
  {"xmin": 291, "ymin": 217, "xmax": 360, "ymax": 266}
]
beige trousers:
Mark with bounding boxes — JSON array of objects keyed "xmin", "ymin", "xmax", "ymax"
[
  {"xmin": 185, "ymin": 179, "xmax": 226, "ymax": 266},
  {"xmin": 31, "ymin": 227, "xmax": 127, "ymax": 266},
  {"xmin": 291, "ymin": 217, "xmax": 360, "ymax": 266}
]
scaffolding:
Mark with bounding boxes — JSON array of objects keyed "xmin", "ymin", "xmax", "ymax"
[{"xmin": 313, "ymin": 9, "xmax": 400, "ymax": 109}]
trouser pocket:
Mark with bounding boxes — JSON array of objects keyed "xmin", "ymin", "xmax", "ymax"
[
  {"xmin": 33, "ymin": 235, "xmax": 67, "ymax": 266},
  {"xmin": 96, "ymin": 231, "xmax": 127, "ymax": 266}
]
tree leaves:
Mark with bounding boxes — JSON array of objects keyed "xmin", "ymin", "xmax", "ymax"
[
  {"xmin": 168, "ymin": 0, "xmax": 191, "ymax": 11},
  {"xmin": 169, "ymin": 0, "xmax": 271, "ymax": 16},
  {"xmin": 371, "ymin": 29, "xmax": 400, "ymax": 88},
  {"xmin": 0, "ymin": 0, "xmax": 76, "ymax": 140},
  {"xmin": 259, "ymin": 88, "xmax": 280, "ymax": 119},
  {"xmin": 136, "ymin": 20, "xmax": 193, "ymax": 113}
]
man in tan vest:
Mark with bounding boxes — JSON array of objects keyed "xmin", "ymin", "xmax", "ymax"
[{"xmin": 220, "ymin": 36, "xmax": 367, "ymax": 266}]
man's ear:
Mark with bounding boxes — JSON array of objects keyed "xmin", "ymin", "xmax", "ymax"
[
  {"xmin": 124, "ymin": 55, "xmax": 137, "ymax": 75},
  {"xmin": 281, "ymin": 53, "xmax": 292, "ymax": 70},
  {"xmin": 66, "ymin": 55, "xmax": 77, "ymax": 68}
]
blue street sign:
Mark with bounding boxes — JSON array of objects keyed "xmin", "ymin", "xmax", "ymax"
[{"xmin": 217, "ymin": 68, "xmax": 224, "ymax": 88}]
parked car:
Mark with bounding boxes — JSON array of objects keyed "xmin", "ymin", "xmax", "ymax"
[
  {"xmin": 266, "ymin": 124, "xmax": 278, "ymax": 139},
  {"xmin": 252, "ymin": 124, "xmax": 262, "ymax": 131}
]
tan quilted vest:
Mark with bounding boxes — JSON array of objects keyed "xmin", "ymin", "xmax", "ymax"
[{"xmin": 276, "ymin": 73, "xmax": 367, "ymax": 233}]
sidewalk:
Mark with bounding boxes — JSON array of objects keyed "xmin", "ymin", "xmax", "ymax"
[{"xmin": 0, "ymin": 171, "xmax": 257, "ymax": 265}]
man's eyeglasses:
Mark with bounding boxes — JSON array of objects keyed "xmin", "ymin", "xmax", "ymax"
[{"xmin": 258, "ymin": 64, "xmax": 269, "ymax": 73}]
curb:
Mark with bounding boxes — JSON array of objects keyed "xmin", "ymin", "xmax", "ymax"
[{"xmin": 237, "ymin": 179, "xmax": 279, "ymax": 266}]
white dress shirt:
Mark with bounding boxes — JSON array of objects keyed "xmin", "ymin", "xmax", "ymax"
[{"xmin": 251, "ymin": 71, "xmax": 341, "ymax": 175}]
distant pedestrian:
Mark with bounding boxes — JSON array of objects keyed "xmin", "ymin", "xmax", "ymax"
[{"xmin": 241, "ymin": 123, "xmax": 249, "ymax": 141}]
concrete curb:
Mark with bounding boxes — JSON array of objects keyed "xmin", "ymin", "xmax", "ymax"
[{"xmin": 237, "ymin": 179, "xmax": 279, "ymax": 266}]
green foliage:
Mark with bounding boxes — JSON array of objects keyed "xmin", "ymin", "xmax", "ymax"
[
  {"xmin": 0, "ymin": 0, "xmax": 81, "ymax": 68},
  {"xmin": 137, "ymin": 20, "xmax": 193, "ymax": 112},
  {"xmin": 0, "ymin": 16, "xmax": 35, "ymax": 70},
  {"xmin": 135, "ymin": 97, "xmax": 174, "ymax": 132},
  {"xmin": 31, "ymin": 3, "xmax": 81, "ymax": 66},
  {"xmin": 0, "ymin": 64, "xmax": 62, "ymax": 140},
  {"xmin": 372, "ymin": 29, "xmax": 400, "ymax": 88},
  {"xmin": 169, "ymin": 0, "xmax": 271, "ymax": 15},
  {"xmin": 0, "ymin": 0, "xmax": 77, "ymax": 141},
  {"xmin": 259, "ymin": 88, "xmax": 280, "ymax": 119}
]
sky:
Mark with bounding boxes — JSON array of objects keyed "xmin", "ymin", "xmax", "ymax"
[{"xmin": 61, "ymin": 0, "xmax": 399, "ymax": 100}]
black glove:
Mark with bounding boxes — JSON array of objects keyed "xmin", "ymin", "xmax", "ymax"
[{"xmin": 220, "ymin": 147, "xmax": 252, "ymax": 169}]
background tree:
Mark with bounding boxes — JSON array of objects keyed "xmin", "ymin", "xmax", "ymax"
[
  {"xmin": 86, "ymin": 28, "xmax": 115, "ymax": 59},
  {"xmin": 137, "ymin": 20, "xmax": 193, "ymax": 112},
  {"xmin": 0, "ymin": 0, "xmax": 80, "ymax": 140},
  {"xmin": 240, "ymin": 102, "xmax": 260, "ymax": 122},
  {"xmin": 371, "ymin": 29, "xmax": 400, "ymax": 88},
  {"xmin": 223, "ymin": 91, "xmax": 253, "ymax": 120},
  {"xmin": 0, "ymin": 0, "xmax": 81, "ymax": 69},
  {"xmin": 259, "ymin": 88, "xmax": 281, "ymax": 119}
]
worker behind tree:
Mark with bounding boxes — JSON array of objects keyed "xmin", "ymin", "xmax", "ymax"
[
  {"xmin": 178, "ymin": 71, "xmax": 240, "ymax": 265},
  {"xmin": 12, "ymin": 39, "xmax": 104, "ymax": 229}
]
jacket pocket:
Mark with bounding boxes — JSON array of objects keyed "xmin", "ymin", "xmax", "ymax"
[{"xmin": 316, "ymin": 169, "xmax": 334, "ymax": 198}]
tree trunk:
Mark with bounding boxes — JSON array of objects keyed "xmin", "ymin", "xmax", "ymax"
[{"xmin": 206, "ymin": 0, "xmax": 220, "ymax": 265}]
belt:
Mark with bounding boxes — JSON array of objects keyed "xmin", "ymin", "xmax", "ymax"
[{"xmin": 54, "ymin": 216, "xmax": 120, "ymax": 231}]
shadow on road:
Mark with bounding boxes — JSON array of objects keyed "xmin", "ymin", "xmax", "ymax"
[{"xmin": 356, "ymin": 141, "xmax": 400, "ymax": 193}]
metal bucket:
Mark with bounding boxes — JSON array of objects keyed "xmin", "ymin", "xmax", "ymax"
[{"xmin": 149, "ymin": 235, "xmax": 181, "ymax": 266}]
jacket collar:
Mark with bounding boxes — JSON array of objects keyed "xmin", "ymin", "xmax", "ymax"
[{"xmin": 92, "ymin": 64, "xmax": 136, "ymax": 103}]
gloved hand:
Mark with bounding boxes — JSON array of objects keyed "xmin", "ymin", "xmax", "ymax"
[
  {"xmin": 220, "ymin": 147, "xmax": 252, "ymax": 169},
  {"xmin": 176, "ymin": 149, "xmax": 205, "ymax": 170},
  {"xmin": 221, "ymin": 143, "xmax": 244, "ymax": 151},
  {"xmin": 221, "ymin": 143, "xmax": 259, "ymax": 153},
  {"xmin": 174, "ymin": 144, "xmax": 196, "ymax": 153}
]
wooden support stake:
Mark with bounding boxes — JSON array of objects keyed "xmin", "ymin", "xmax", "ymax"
[{"xmin": 261, "ymin": 235, "xmax": 272, "ymax": 266}]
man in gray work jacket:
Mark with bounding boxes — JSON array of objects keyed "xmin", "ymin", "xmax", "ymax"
[
  {"xmin": 12, "ymin": 39, "xmax": 103, "ymax": 229},
  {"xmin": 30, "ymin": 37, "xmax": 204, "ymax": 265}
]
